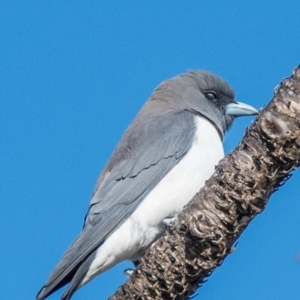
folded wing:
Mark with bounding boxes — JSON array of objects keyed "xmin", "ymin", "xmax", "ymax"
[{"xmin": 37, "ymin": 108, "xmax": 196, "ymax": 300}]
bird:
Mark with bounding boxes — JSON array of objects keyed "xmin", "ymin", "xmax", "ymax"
[{"xmin": 37, "ymin": 70, "xmax": 258, "ymax": 300}]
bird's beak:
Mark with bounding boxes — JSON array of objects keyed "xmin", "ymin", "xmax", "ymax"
[{"xmin": 225, "ymin": 101, "xmax": 258, "ymax": 116}]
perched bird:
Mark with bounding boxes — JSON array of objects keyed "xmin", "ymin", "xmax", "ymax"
[{"xmin": 37, "ymin": 70, "xmax": 258, "ymax": 300}]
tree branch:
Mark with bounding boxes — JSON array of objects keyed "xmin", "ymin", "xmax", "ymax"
[{"xmin": 109, "ymin": 66, "xmax": 300, "ymax": 300}]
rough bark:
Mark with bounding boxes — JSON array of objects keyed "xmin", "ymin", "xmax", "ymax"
[{"xmin": 109, "ymin": 66, "xmax": 300, "ymax": 300}]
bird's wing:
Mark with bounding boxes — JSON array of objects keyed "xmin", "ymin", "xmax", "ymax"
[{"xmin": 37, "ymin": 109, "xmax": 196, "ymax": 299}]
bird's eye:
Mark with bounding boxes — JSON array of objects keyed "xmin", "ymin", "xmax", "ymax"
[{"xmin": 205, "ymin": 92, "xmax": 217, "ymax": 101}]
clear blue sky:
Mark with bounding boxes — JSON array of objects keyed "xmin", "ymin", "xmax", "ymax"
[{"xmin": 1, "ymin": 1, "xmax": 300, "ymax": 299}]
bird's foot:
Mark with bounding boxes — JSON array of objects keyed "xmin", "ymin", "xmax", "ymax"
[
  {"xmin": 162, "ymin": 215, "xmax": 177, "ymax": 227},
  {"xmin": 123, "ymin": 268, "xmax": 135, "ymax": 279}
]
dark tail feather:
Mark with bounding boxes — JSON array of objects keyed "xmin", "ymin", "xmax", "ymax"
[
  {"xmin": 36, "ymin": 269, "xmax": 77, "ymax": 300},
  {"xmin": 61, "ymin": 250, "xmax": 97, "ymax": 300}
]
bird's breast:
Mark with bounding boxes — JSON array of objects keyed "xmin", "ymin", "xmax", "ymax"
[{"xmin": 129, "ymin": 115, "xmax": 224, "ymax": 252}]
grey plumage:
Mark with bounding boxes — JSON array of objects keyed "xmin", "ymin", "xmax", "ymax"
[{"xmin": 37, "ymin": 70, "xmax": 257, "ymax": 300}]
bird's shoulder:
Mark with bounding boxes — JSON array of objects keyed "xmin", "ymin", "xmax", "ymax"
[{"xmin": 91, "ymin": 105, "xmax": 196, "ymax": 198}]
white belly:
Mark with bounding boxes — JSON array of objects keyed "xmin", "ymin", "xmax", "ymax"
[{"xmin": 81, "ymin": 116, "xmax": 224, "ymax": 285}]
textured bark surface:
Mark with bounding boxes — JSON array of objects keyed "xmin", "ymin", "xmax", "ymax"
[{"xmin": 109, "ymin": 66, "xmax": 300, "ymax": 300}]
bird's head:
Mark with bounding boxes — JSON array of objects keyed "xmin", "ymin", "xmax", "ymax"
[{"xmin": 154, "ymin": 70, "xmax": 258, "ymax": 137}]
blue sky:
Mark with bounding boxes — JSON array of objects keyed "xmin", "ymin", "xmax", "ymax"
[{"xmin": 1, "ymin": 1, "xmax": 300, "ymax": 299}]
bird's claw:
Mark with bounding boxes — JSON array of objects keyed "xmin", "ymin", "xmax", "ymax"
[
  {"xmin": 162, "ymin": 215, "xmax": 177, "ymax": 227},
  {"xmin": 123, "ymin": 268, "xmax": 135, "ymax": 279}
]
